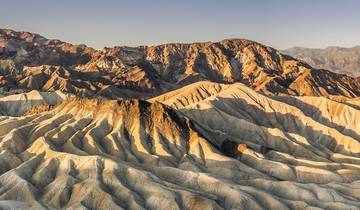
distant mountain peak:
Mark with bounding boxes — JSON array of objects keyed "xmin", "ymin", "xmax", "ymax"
[{"xmin": 283, "ymin": 45, "xmax": 360, "ymax": 77}]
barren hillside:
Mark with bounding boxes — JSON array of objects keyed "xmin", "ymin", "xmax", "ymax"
[{"xmin": 0, "ymin": 82, "xmax": 358, "ymax": 209}]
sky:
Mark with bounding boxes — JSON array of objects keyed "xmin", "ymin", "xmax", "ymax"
[{"xmin": 1, "ymin": 0, "xmax": 359, "ymax": 50}]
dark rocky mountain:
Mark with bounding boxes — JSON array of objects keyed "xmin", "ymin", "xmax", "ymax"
[{"xmin": 1, "ymin": 28, "xmax": 360, "ymax": 99}]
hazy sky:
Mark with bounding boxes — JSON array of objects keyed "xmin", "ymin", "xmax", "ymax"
[{"xmin": 1, "ymin": 0, "xmax": 359, "ymax": 49}]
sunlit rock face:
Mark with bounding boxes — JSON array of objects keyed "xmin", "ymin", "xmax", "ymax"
[
  {"xmin": 2, "ymin": 28, "xmax": 360, "ymax": 210},
  {"xmin": 0, "ymin": 82, "xmax": 359, "ymax": 209},
  {"xmin": 2, "ymin": 29, "xmax": 360, "ymax": 99}
]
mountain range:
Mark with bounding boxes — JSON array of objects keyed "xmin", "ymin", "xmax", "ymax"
[
  {"xmin": 0, "ymin": 29, "xmax": 360, "ymax": 210},
  {"xmin": 283, "ymin": 46, "xmax": 360, "ymax": 77},
  {"xmin": 1, "ymin": 29, "xmax": 360, "ymax": 99}
]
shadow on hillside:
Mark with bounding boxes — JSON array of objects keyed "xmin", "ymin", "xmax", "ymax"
[
  {"xmin": 0, "ymin": 99, "xmax": 52, "ymax": 116},
  {"xmin": 177, "ymin": 97, "xmax": 360, "ymax": 159},
  {"xmin": 10, "ymin": 100, "xmax": 360, "ymax": 210},
  {"xmin": 272, "ymin": 96, "xmax": 360, "ymax": 142}
]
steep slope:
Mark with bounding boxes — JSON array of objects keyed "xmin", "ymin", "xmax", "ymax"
[
  {"xmin": 2, "ymin": 29, "xmax": 360, "ymax": 98},
  {"xmin": 152, "ymin": 81, "xmax": 360, "ymax": 157},
  {"xmin": 283, "ymin": 46, "xmax": 360, "ymax": 76},
  {"xmin": 0, "ymin": 86, "xmax": 359, "ymax": 209},
  {"xmin": 0, "ymin": 90, "xmax": 67, "ymax": 116},
  {"xmin": 151, "ymin": 82, "xmax": 360, "ymax": 208},
  {"xmin": 0, "ymin": 98, "xmax": 274, "ymax": 210},
  {"xmin": 80, "ymin": 39, "xmax": 360, "ymax": 97},
  {"xmin": 0, "ymin": 29, "xmax": 94, "ymax": 69},
  {"xmin": 11, "ymin": 65, "xmax": 155, "ymax": 99}
]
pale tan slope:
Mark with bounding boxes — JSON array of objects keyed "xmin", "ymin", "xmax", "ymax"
[
  {"xmin": 1, "ymin": 97, "xmax": 360, "ymax": 209},
  {"xmin": 343, "ymin": 98, "xmax": 360, "ymax": 110},
  {"xmin": 152, "ymin": 82, "xmax": 360, "ymax": 200},
  {"xmin": 0, "ymin": 98, "xmax": 266, "ymax": 210},
  {"xmin": 0, "ymin": 90, "xmax": 68, "ymax": 116},
  {"xmin": 151, "ymin": 81, "xmax": 360, "ymax": 148}
]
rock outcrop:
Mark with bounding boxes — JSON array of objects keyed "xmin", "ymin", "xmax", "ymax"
[{"xmin": 2, "ymin": 29, "xmax": 360, "ymax": 98}]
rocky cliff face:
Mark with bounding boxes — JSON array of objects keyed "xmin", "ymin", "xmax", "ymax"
[
  {"xmin": 283, "ymin": 46, "xmax": 360, "ymax": 77},
  {"xmin": 2, "ymin": 29, "xmax": 360, "ymax": 98},
  {"xmin": 0, "ymin": 29, "xmax": 94, "ymax": 68}
]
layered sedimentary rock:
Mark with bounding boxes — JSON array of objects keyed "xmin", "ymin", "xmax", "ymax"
[{"xmin": 0, "ymin": 83, "xmax": 359, "ymax": 209}]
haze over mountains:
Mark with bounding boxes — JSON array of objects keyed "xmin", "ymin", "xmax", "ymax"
[
  {"xmin": 283, "ymin": 46, "xmax": 360, "ymax": 77},
  {"xmin": 0, "ymin": 29, "xmax": 360, "ymax": 210}
]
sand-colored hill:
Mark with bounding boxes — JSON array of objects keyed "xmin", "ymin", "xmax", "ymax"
[
  {"xmin": 0, "ymin": 83, "xmax": 358, "ymax": 209},
  {"xmin": 152, "ymin": 81, "xmax": 360, "ymax": 157},
  {"xmin": 0, "ymin": 90, "xmax": 67, "ymax": 116}
]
